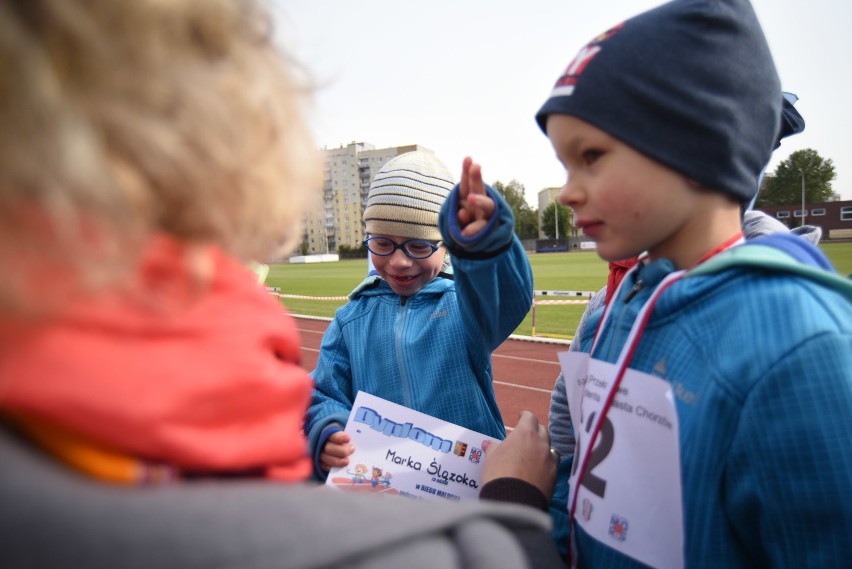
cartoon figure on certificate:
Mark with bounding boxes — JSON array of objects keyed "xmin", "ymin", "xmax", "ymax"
[
  {"xmin": 329, "ymin": 461, "xmax": 399, "ymax": 495},
  {"xmin": 349, "ymin": 464, "xmax": 367, "ymax": 484}
]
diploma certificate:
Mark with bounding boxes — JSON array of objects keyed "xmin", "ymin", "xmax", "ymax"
[{"xmin": 325, "ymin": 391, "xmax": 500, "ymax": 502}]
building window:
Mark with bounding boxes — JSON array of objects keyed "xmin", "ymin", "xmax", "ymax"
[
  {"xmin": 776, "ymin": 211, "xmax": 790, "ymax": 219},
  {"xmin": 841, "ymin": 206, "xmax": 852, "ymax": 221},
  {"xmin": 811, "ymin": 208, "xmax": 826, "ymax": 216},
  {"xmin": 793, "ymin": 209, "xmax": 807, "ymax": 218}
]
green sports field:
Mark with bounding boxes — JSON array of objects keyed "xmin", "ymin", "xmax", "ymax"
[{"xmin": 267, "ymin": 242, "xmax": 852, "ymax": 340}]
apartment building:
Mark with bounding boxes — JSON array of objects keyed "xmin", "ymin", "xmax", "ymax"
[
  {"xmin": 301, "ymin": 142, "xmax": 432, "ymax": 254},
  {"xmin": 537, "ymin": 187, "xmax": 561, "ymax": 239}
]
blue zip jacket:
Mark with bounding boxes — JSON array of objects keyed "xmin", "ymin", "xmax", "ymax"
[
  {"xmin": 305, "ymin": 187, "xmax": 534, "ymax": 479},
  {"xmin": 551, "ymin": 235, "xmax": 852, "ymax": 567}
]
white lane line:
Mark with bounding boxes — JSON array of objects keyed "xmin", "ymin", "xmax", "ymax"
[
  {"xmin": 493, "ymin": 380, "xmax": 552, "ymax": 394},
  {"xmin": 297, "ymin": 329, "xmax": 325, "ymax": 335},
  {"xmin": 492, "ymin": 353, "xmax": 560, "ymax": 366},
  {"xmin": 300, "ymin": 339, "xmax": 560, "ymax": 367},
  {"xmin": 300, "ymin": 343, "xmax": 555, "ymax": 392}
]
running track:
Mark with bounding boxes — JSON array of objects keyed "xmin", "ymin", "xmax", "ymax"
[{"xmin": 294, "ymin": 316, "xmax": 570, "ymax": 429}]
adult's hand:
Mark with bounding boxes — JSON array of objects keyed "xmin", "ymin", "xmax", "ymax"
[{"xmin": 481, "ymin": 411, "xmax": 558, "ymax": 502}]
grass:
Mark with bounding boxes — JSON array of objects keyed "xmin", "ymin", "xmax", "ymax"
[
  {"xmin": 821, "ymin": 242, "xmax": 852, "ymax": 276},
  {"xmin": 268, "ymin": 252, "xmax": 608, "ymax": 339},
  {"xmin": 268, "ymin": 242, "xmax": 852, "ymax": 339}
]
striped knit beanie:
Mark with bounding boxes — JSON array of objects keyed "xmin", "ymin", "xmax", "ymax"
[
  {"xmin": 363, "ymin": 151, "xmax": 455, "ymax": 241},
  {"xmin": 535, "ymin": 0, "xmax": 781, "ymax": 204}
]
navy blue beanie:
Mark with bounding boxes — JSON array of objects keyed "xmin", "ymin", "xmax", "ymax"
[{"xmin": 535, "ymin": 0, "xmax": 781, "ymax": 203}]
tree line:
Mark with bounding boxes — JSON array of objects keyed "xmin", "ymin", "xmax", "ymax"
[
  {"xmin": 304, "ymin": 148, "xmax": 839, "ymax": 255},
  {"xmin": 494, "ymin": 147, "xmax": 838, "ymax": 240},
  {"xmin": 491, "ymin": 180, "xmax": 571, "ymax": 240}
]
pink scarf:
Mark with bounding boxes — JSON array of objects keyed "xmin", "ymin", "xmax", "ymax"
[{"xmin": 0, "ymin": 236, "xmax": 313, "ymax": 482}]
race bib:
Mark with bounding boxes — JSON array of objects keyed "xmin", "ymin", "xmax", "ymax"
[{"xmin": 559, "ymin": 351, "xmax": 684, "ymax": 569}]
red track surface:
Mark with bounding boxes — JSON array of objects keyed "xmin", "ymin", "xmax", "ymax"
[{"xmin": 294, "ymin": 316, "xmax": 570, "ymax": 429}]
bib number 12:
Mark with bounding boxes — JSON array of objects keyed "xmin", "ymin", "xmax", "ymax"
[{"xmin": 571, "ymin": 411, "xmax": 614, "ymax": 498}]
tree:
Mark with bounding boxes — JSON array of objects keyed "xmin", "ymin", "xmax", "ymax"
[
  {"xmin": 492, "ymin": 179, "xmax": 539, "ymax": 240},
  {"xmin": 492, "ymin": 180, "xmax": 526, "ymax": 213},
  {"xmin": 337, "ymin": 244, "xmax": 367, "ymax": 259},
  {"xmin": 516, "ymin": 207, "xmax": 539, "ymax": 240},
  {"xmin": 540, "ymin": 201, "xmax": 572, "ymax": 239},
  {"xmin": 755, "ymin": 148, "xmax": 836, "ymax": 207}
]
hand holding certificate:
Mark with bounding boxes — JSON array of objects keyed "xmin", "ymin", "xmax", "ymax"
[
  {"xmin": 325, "ymin": 392, "xmax": 500, "ymax": 502},
  {"xmin": 482, "ymin": 410, "xmax": 558, "ymax": 501}
]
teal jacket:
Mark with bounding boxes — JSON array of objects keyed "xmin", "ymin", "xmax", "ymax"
[
  {"xmin": 305, "ymin": 187, "xmax": 534, "ymax": 479},
  {"xmin": 551, "ymin": 235, "xmax": 852, "ymax": 567}
]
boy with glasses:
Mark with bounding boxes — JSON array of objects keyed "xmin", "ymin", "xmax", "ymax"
[{"xmin": 305, "ymin": 151, "xmax": 534, "ymax": 479}]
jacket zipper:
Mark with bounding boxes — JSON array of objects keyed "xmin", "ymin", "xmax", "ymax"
[{"xmin": 396, "ymin": 296, "xmax": 413, "ymax": 408}]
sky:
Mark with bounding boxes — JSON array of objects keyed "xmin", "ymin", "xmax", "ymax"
[{"xmin": 273, "ymin": 0, "xmax": 852, "ymax": 207}]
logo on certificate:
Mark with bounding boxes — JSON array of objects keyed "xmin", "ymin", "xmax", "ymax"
[
  {"xmin": 609, "ymin": 515, "xmax": 629, "ymax": 542},
  {"xmin": 453, "ymin": 441, "xmax": 468, "ymax": 457}
]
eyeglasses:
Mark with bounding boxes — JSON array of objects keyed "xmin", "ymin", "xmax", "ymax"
[{"xmin": 363, "ymin": 236, "xmax": 443, "ymax": 259}]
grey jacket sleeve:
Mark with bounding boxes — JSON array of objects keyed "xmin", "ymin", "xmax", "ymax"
[
  {"xmin": 0, "ymin": 428, "xmax": 564, "ymax": 569},
  {"xmin": 741, "ymin": 209, "xmax": 822, "ymax": 244},
  {"xmin": 548, "ymin": 286, "xmax": 608, "ymax": 458}
]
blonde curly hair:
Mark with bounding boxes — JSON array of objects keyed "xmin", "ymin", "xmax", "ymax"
[{"xmin": 0, "ymin": 0, "xmax": 321, "ymax": 310}]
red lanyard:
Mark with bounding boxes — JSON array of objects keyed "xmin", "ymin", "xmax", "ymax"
[{"xmin": 691, "ymin": 232, "xmax": 744, "ymax": 266}]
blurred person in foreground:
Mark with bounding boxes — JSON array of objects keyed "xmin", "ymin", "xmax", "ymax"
[{"xmin": 0, "ymin": 1, "xmax": 562, "ymax": 567}]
